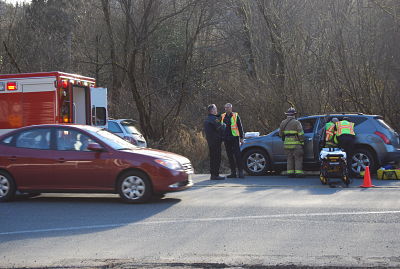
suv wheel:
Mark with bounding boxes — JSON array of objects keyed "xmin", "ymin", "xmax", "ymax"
[
  {"xmin": 350, "ymin": 148, "xmax": 375, "ymax": 176},
  {"xmin": 243, "ymin": 148, "xmax": 271, "ymax": 176}
]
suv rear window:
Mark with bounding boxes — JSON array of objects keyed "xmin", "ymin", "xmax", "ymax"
[
  {"xmin": 347, "ymin": 117, "xmax": 368, "ymax": 126},
  {"xmin": 376, "ymin": 118, "xmax": 394, "ymax": 132}
]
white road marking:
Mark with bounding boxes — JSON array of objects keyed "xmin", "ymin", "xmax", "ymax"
[{"xmin": 1, "ymin": 210, "xmax": 400, "ymax": 236}]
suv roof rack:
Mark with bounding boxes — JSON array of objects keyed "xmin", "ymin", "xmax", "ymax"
[{"xmin": 325, "ymin": 112, "xmax": 364, "ymax": 115}]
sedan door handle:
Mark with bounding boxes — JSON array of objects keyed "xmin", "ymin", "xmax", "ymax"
[
  {"xmin": 58, "ymin": 158, "xmax": 66, "ymax": 163},
  {"xmin": 8, "ymin": 156, "xmax": 16, "ymax": 161}
]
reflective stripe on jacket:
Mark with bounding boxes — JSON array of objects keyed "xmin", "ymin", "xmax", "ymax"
[
  {"xmin": 279, "ymin": 117, "xmax": 304, "ymax": 149},
  {"xmin": 335, "ymin": 120, "xmax": 355, "ymax": 136},
  {"xmin": 325, "ymin": 122, "xmax": 338, "ymax": 147},
  {"xmin": 221, "ymin": 112, "xmax": 240, "ymax": 136}
]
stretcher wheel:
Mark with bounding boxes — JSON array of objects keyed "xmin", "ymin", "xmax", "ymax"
[
  {"xmin": 319, "ymin": 173, "xmax": 328, "ymax": 185},
  {"xmin": 342, "ymin": 176, "xmax": 350, "ymax": 187}
]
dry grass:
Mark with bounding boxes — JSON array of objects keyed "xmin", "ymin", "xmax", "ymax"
[{"xmin": 150, "ymin": 126, "xmax": 230, "ymax": 174}]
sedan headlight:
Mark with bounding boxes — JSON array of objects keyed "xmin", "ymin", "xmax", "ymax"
[{"xmin": 154, "ymin": 159, "xmax": 182, "ymax": 170}]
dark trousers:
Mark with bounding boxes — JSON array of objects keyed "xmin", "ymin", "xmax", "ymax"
[
  {"xmin": 224, "ymin": 136, "xmax": 243, "ymax": 174},
  {"xmin": 208, "ymin": 141, "xmax": 222, "ymax": 176},
  {"xmin": 337, "ymin": 134, "xmax": 356, "ymax": 162}
]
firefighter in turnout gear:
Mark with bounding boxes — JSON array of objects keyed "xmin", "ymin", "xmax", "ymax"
[
  {"xmin": 279, "ymin": 107, "xmax": 305, "ymax": 177},
  {"xmin": 325, "ymin": 117, "xmax": 339, "ymax": 148},
  {"xmin": 335, "ymin": 117, "xmax": 356, "ymax": 163}
]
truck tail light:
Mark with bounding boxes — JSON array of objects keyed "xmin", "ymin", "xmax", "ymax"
[
  {"xmin": 375, "ymin": 131, "xmax": 391, "ymax": 145},
  {"xmin": 7, "ymin": 82, "xmax": 17, "ymax": 91}
]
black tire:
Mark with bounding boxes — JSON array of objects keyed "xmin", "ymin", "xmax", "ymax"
[
  {"xmin": 152, "ymin": 193, "xmax": 166, "ymax": 200},
  {"xmin": 0, "ymin": 171, "xmax": 16, "ymax": 202},
  {"xmin": 319, "ymin": 172, "xmax": 328, "ymax": 185},
  {"xmin": 117, "ymin": 171, "xmax": 152, "ymax": 203},
  {"xmin": 349, "ymin": 148, "xmax": 376, "ymax": 177},
  {"xmin": 242, "ymin": 148, "xmax": 271, "ymax": 176}
]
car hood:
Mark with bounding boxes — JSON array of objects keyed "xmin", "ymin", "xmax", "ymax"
[{"xmin": 122, "ymin": 148, "xmax": 190, "ymax": 164}]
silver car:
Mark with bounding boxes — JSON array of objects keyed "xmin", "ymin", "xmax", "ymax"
[
  {"xmin": 241, "ymin": 113, "xmax": 400, "ymax": 176},
  {"xmin": 107, "ymin": 119, "xmax": 147, "ymax": 147}
]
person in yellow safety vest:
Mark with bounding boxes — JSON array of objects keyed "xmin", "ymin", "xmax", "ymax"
[
  {"xmin": 279, "ymin": 107, "xmax": 305, "ymax": 178},
  {"xmin": 221, "ymin": 103, "xmax": 245, "ymax": 178},
  {"xmin": 325, "ymin": 117, "xmax": 339, "ymax": 148},
  {"xmin": 335, "ymin": 117, "xmax": 356, "ymax": 162}
]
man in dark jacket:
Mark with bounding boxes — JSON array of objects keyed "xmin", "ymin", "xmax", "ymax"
[
  {"xmin": 204, "ymin": 104, "xmax": 226, "ymax": 180},
  {"xmin": 221, "ymin": 103, "xmax": 245, "ymax": 178}
]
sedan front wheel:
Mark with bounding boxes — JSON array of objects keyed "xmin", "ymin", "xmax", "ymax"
[
  {"xmin": 0, "ymin": 171, "xmax": 16, "ymax": 202},
  {"xmin": 117, "ymin": 171, "xmax": 152, "ymax": 203}
]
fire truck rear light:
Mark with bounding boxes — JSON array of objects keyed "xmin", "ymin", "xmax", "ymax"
[{"xmin": 7, "ymin": 82, "xmax": 17, "ymax": 91}]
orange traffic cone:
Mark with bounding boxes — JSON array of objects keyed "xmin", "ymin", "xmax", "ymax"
[{"xmin": 360, "ymin": 166, "xmax": 375, "ymax": 188}]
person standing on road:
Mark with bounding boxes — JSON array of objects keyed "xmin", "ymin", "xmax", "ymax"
[
  {"xmin": 279, "ymin": 107, "xmax": 305, "ymax": 178},
  {"xmin": 204, "ymin": 104, "xmax": 226, "ymax": 180},
  {"xmin": 325, "ymin": 117, "xmax": 339, "ymax": 148},
  {"xmin": 221, "ymin": 103, "xmax": 245, "ymax": 179},
  {"xmin": 335, "ymin": 117, "xmax": 356, "ymax": 163}
]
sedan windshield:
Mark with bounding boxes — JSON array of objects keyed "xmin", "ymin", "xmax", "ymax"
[
  {"xmin": 83, "ymin": 126, "xmax": 137, "ymax": 150},
  {"xmin": 121, "ymin": 123, "xmax": 141, "ymax": 135}
]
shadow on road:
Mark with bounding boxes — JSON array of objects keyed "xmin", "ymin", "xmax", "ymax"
[{"xmin": 0, "ymin": 194, "xmax": 181, "ymax": 243}]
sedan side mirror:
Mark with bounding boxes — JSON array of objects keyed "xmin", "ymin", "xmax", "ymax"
[{"xmin": 87, "ymin": 143, "xmax": 104, "ymax": 152}]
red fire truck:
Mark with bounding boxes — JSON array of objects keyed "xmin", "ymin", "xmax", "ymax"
[{"xmin": 0, "ymin": 71, "xmax": 108, "ymax": 135}]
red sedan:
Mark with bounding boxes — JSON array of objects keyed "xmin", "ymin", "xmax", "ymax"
[{"xmin": 0, "ymin": 125, "xmax": 193, "ymax": 203}]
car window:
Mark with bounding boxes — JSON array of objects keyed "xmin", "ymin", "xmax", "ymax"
[
  {"xmin": 348, "ymin": 116, "xmax": 368, "ymax": 126},
  {"xmin": 108, "ymin": 121, "xmax": 123, "ymax": 133},
  {"xmin": 121, "ymin": 124, "xmax": 140, "ymax": 135},
  {"xmin": 85, "ymin": 128, "xmax": 137, "ymax": 150},
  {"xmin": 92, "ymin": 107, "xmax": 107, "ymax": 126},
  {"xmin": 1, "ymin": 135, "xmax": 14, "ymax": 145},
  {"xmin": 56, "ymin": 129, "xmax": 95, "ymax": 151},
  {"xmin": 376, "ymin": 118, "xmax": 394, "ymax": 132},
  {"xmin": 319, "ymin": 116, "xmax": 367, "ymax": 128},
  {"xmin": 16, "ymin": 129, "xmax": 51, "ymax": 150},
  {"xmin": 299, "ymin": 118, "xmax": 317, "ymax": 134}
]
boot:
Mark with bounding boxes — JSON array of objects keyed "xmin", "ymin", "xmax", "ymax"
[
  {"xmin": 238, "ymin": 171, "xmax": 245, "ymax": 179},
  {"xmin": 227, "ymin": 171, "xmax": 237, "ymax": 178},
  {"xmin": 210, "ymin": 175, "xmax": 225, "ymax": 180}
]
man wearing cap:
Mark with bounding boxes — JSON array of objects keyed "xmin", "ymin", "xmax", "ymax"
[
  {"xmin": 279, "ymin": 107, "xmax": 305, "ymax": 177},
  {"xmin": 325, "ymin": 117, "xmax": 339, "ymax": 148}
]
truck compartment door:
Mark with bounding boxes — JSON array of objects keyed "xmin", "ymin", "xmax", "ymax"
[{"xmin": 90, "ymin": 87, "xmax": 108, "ymax": 128}]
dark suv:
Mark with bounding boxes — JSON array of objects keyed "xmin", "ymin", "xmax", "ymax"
[{"xmin": 241, "ymin": 113, "xmax": 400, "ymax": 176}]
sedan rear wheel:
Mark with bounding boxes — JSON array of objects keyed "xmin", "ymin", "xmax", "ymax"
[
  {"xmin": 243, "ymin": 148, "xmax": 271, "ymax": 176},
  {"xmin": 117, "ymin": 171, "xmax": 152, "ymax": 203},
  {"xmin": 0, "ymin": 171, "xmax": 16, "ymax": 202}
]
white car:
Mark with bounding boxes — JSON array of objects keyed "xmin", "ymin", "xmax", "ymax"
[{"xmin": 107, "ymin": 119, "xmax": 147, "ymax": 147}]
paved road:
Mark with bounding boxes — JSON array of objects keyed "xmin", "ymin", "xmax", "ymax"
[{"xmin": 1, "ymin": 175, "xmax": 400, "ymax": 268}]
